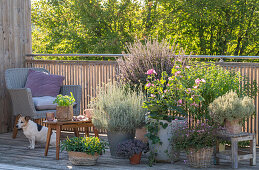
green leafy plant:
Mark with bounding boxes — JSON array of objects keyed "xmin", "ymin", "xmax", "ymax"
[
  {"xmin": 208, "ymin": 90, "xmax": 255, "ymax": 125},
  {"xmin": 90, "ymin": 82, "xmax": 147, "ymax": 132},
  {"xmin": 61, "ymin": 137, "xmax": 107, "ymax": 155},
  {"xmin": 53, "ymin": 92, "xmax": 75, "ymax": 106}
]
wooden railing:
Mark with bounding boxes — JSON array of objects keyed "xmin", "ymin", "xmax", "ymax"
[{"xmin": 25, "ymin": 54, "xmax": 259, "ymax": 143}]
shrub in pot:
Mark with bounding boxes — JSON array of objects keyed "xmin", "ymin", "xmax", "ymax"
[
  {"xmin": 61, "ymin": 137, "xmax": 106, "ymax": 166},
  {"xmin": 53, "ymin": 92, "xmax": 75, "ymax": 121},
  {"xmin": 117, "ymin": 139, "xmax": 148, "ymax": 164},
  {"xmin": 208, "ymin": 90, "xmax": 255, "ymax": 134},
  {"xmin": 173, "ymin": 121, "xmax": 217, "ymax": 168},
  {"xmin": 90, "ymin": 82, "xmax": 147, "ymax": 157}
]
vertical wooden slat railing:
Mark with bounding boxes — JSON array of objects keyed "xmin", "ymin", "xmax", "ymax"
[{"xmin": 25, "ymin": 54, "xmax": 259, "ymax": 144}]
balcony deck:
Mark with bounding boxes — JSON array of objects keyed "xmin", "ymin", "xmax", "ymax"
[{"xmin": 0, "ymin": 131, "xmax": 258, "ymax": 170}]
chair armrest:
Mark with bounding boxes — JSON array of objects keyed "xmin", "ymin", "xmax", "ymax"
[
  {"xmin": 60, "ymin": 85, "xmax": 82, "ymax": 116},
  {"xmin": 8, "ymin": 88, "xmax": 37, "ymax": 117}
]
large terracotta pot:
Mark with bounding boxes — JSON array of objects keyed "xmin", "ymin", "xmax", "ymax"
[
  {"xmin": 56, "ymin": 105, "xmax": 73, "ymax": 121},
  {"xmin": 225, "ymin": 119, "xmax": 242, "ymax": 134},
  {"xmin": 186, "ymin": 147, "xmax": 214, "ymax": 168},
  {"xmin": 129, "ymin": 152, "xmax": 142, "ymax": 165},
  {"xmin": 68, "ymin": 151, "xmax": 99, "ymax": 165},
  {"xmin": 135, "ymin": 127, "xmax": 148, "ymax": 143}
]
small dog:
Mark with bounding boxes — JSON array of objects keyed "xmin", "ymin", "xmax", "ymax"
[{"xmin": 16, "ymin": 116, "xmax": 56, "ymax": 149}]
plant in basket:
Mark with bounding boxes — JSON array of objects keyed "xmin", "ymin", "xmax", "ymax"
[
  {"xmin": 117, "ymin": 139, "xmax": 148, "ymax": 165},
  {"xmin": 61, "ymin": 136, "xmax": 107, "ymax": 166},
  {"xmin": 173, "ymin": 121, "xmax": 217, "ymax": 168},
  {"xmin": 53, "ymin": 92, "xmax": 75, "ymax": 121},
  {"xmin": 208, "ymin": 90, "xmax": 255, "ymax": 134}
]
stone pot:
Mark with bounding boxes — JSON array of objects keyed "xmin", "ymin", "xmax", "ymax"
[
  {"xmin": 107, "ymin": 131, "xmax": 135, "ymax": 158},
  {"xmin": 68, "ymin": 151, "xmax": 99, "ymax": 166},
  {"xmin": 148, "ymin": 118, "xmax": 185, "ymax": 162},
  {"xmin": 129, "ymin": 152, "xmax": 142, "ymax": 165},
  {"xmin": 225, "ymin": 119, "xmax": 242, "ymax": 134},
  {"xmin": 56, "ymin": 105, "xmax": 73, "ymax": 121},
  {"xmin": 135, "ymin": 127, "xmax": 148, "ymax": 143}
]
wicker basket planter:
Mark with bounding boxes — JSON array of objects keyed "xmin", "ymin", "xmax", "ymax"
[
  {"xmin": 68, "ymin": 151, "xmax": 99, "ymax": 166},
  {"xmin": 186, "ymin": 147, "xmax": 214, "ymax": 168},
  {"xmin": 56, "ymin": 105, "xmax": 73, "ymax": 121}
]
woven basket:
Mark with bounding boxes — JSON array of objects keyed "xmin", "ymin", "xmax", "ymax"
[
  {"xmin": 56, "ymin": 105, "xmax": 73, "ymax": 121},
  {"xmin": 68, "ymin": 151, "xmax": 99, "ymax": 166},
  {"xmin": 186, "ymin": 147, "xmax": 213, "ymax": 168}
]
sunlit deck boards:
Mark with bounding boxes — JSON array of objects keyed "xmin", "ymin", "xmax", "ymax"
[{"xmin": 0, "ymin": 132, "xmax": 258, "ymax": 170}]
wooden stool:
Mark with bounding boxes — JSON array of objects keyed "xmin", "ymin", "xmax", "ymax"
[{"xmin": 215, "ymin": 132, "xmax": 256, "ymax": 169}]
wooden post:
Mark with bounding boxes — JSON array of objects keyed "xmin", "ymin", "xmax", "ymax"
[
  {"xmin": 231, "ymin": 138, "xmax": 238, "ymax": 169},
  {"xmin": 0, "ymin": 0, "xmax": 32, "ymax": 133}
]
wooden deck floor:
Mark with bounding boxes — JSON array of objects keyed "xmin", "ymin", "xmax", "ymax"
[{"xmin": 0, "ymin": 131, "xmax": 258, "ymax": 170}]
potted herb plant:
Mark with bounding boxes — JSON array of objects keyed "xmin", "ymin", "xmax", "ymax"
[
  {"xmin": 53, "ymin": 92, "xmax": 75, "ymax": 121},
  {"xmin": 117, "ymin": 139, "xmax": 148, "ymax": 164},
  {"xmin": 209, "ymin": 90, "xmax": 255, "ymax": 134},
  {"xmin": 61, "ymin": 137, "xmax": 106, "ymax": 166},
  {"xmin": 173, "ymin": 121, "xmax": 217, "ymax": 168},
  {"xmin": 90, "ymin": 82, "xmax": 147, "ymax": 157}
]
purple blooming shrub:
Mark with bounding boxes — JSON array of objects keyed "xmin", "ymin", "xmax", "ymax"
[{"xmin": 117, "ymin": 139, "xmax": 148, "ymax": 158}]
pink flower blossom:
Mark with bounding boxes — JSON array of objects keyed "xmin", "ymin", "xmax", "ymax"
[
  {"xmin": 177, "ymin": 99, "xmax": 182, "ymax": 106},
  {"xmin": 186, "ymin": 88, "xmax": 191, "ymax": 94},
  {"xmin": 146, "ymin": 83, "xmax": 151, "ymax": 88},
  {"xmin": 201, "ymin": 79, "xmax": 206, "ymax": 83},
  {"xmin": 186, "ymin": 66, "xmax": 190, "ymax": 69},
  {"xmin": 164, "ymin": 90, "xmax": 168, "ymax": 93},
  {"xmin": 167, "ymin": 83, "xmax": 170, "ymax": 86},
  {"xmin": 168, "ymin": 77, "xmax": 173, "ymax": 80},
  {"xmin": 193, "ymin": 86, "xmax": 198, "ymax": 89},
  {"xmin": 175, "ymin": 66, "xmax": 180, "ymax": 69},
  {"xmin": 175, "ymin": 71, "xmax": 181, "ymax": 76},
  {"xmin": 195, "ymin": 78, "xmax": 201, "ymax": 85},
  {"xmin": 190, "ymin": 102, "xmax": 198, "ymax": 107},
  {"xmin": 146, "ymin": 69, "xmax": 157, "ymax": 75},
  {"xmin": 177, "ymin": 58, "xmax": 182, "ymax": 62},
  {"xmin": 151, "ymin": 84, "xmax": 155, "ymax": 86},
  {"xmin": 151, "ymin": 94, "xmax": 155, "ymax": 97}
]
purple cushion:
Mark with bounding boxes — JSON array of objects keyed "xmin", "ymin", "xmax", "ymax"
[{"xmin": 25, "ymin": 69, "xmax": 65, "ymax": 97}]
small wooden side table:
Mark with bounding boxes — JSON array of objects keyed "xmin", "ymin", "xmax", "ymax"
[
  {"xmin": 44, "ymin": 120, "xmax": 99, "ymax": 160},
  {"xmin": 215, "ymin": 132, "xmax": 256, "ymax": 169}
]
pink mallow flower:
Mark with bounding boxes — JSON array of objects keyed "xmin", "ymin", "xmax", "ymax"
[
  {"xmin": 186, "ymin": 88, "xmax": 191, "ymax": 94},
  {"xmin": 195, "ymin": 78, "xmax": 201, "ymax": 85},
  {"xmin": 175, "ymin": 71, "xmax": 181, "ymax": 76},
  {"xmin": 146, "ymin": 69, "xmax": 157, "ymax": 75},
  {"xmin": 201, "ymin": 79, "xmax": 206, "ymax": 83},
  {"xmin": 175, "ymin": 65, "xmax": 180, "ymax": 69},
  {"xmin": 151, "ymin": 94, "xmax": 155, "ymax": 97},
  {"xmin": 186, "ymin": 66, "xmax": 190, "ymax": 69},
  {"xmin": 146, "ymin": 83, "xmax": 151, "ymax": 88},
  {"xmin": 193, "ymin": 86, "xmax": 198, "ymax": 89},
  {"xmin": 177, "ymin": 99, "xmax": 183, "ymax": 106}
]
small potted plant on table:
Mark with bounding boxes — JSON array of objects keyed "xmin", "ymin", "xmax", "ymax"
[
  {"xmin": 209, "ymin": 90, "xmax": 255, "ymax": 134},
  {"xmin": 173, "ymin": 121, "xmax": 217, "ymax": 168},
  {"xmin": 54, "ymin": 92, "xmax": 75, "ymax": 121},
  {"xmin": 117, "ymin": 139, "xmax": 148, "ymax": 164},
  {"xmin": 61, "ymin": 136, "xmax": 106, "ymax": 166}
]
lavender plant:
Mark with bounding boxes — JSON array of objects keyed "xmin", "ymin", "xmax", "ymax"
[
  {"xmin": 117, "ymin": 38, "xmax": 189, "ymax": 89},
  {"xmin": 116, "ymin": 139, "xmax": 148, "ymax": 158}
]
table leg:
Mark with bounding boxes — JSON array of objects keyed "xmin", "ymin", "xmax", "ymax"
[
  {"xmin": 215, "ymin": 140, "xmax": 219, "ymax": 165},
  {"xmin": 85, "ymin": 127, "xmax": 89, "ymax": 137},
  {"xmin": 56, "ymin": 125, "xmax": 61, "ymax": 160},
  {"xmin": 44, "ymin": 125, "xmax": 52, "ymax": 156},
  {"xmin": 74, "ymin": 128, "xmax": 80, "ymax": 137},
  {"xmin": 250, "ymin": 136, "xmax": 256, "ymax": 166},
  {"xmin": 93, "ymin": 127, "xmax": 99, "ymax": 138},
  {"xmin": 231, "ymin": 139, "xmax": 238, "ymax": 169}
]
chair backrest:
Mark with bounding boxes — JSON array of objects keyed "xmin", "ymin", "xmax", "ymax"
[{"xmin": 5, "ymin": 68, "xmax": 49, "ymax": 89}]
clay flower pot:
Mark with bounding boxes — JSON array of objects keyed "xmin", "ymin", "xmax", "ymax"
[
  {"xmin": 225, "ymin": 119, "xmax": 242, "ymax": 134},
  {"xmin": 129, "ymin": 152, "xmax": 142, "ymax": 165},
  {"xmin": 56, "ymin": 105, "xmax": 73, "ymax": 121}
]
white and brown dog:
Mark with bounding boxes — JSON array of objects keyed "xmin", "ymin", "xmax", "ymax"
[{"xmin": 16, "ymin": 116, "xmax": 56, "ymax": 149}]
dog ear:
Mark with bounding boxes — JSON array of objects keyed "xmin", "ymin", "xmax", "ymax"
[
  {"xmin": 25, "ymin": 116, "xmax": 31, "ymax": 121},
  {"xmin": 17, "ymin": 114, "xmax": 22, "ymax": 118}
]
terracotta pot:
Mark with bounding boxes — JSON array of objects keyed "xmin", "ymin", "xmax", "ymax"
[
  {"xmin": 225, "ymin": 119, "xmax": 242, "ymax": 134},
  {"xmin": 68, "ymin": 151, "xmax": 99, "ymax": 166},
  {"xmin": 56, "ymin": 105, "xmax": 73, "ymax": 121},
  {"xmin": 129, "ymin": 152, "xmax": 142, "ymax": 165},
  {"xmin": 135, "ymin": 127, "xmax": 148, "ymax": 143},
  {"xmin": 186, "ymin": 147, "xmax": 214, "ymax": 168}
]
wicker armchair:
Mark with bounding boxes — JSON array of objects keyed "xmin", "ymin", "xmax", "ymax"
[{"xmin": 5, "ymin": 68, "xmax": 82, "ymax": 138}]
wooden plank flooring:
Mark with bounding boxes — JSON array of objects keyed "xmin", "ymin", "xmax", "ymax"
[{"xmin": 0, "ymin": 131, "xmax": 258, "ymax": 170}]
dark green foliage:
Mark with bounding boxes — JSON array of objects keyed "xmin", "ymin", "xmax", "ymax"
[{"xmin": 61, "ymin": 137, "xmax": 107, "ymax": 155}]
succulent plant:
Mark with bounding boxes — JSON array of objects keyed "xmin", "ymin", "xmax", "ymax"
[{"xmin": 116, "ymin": 139, "xmax": 148, "ymax": 158}]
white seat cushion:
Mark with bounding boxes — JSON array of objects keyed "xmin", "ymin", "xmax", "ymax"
[{"xmin": 32, "ymin": 96, "xmax": 57, "ymax": 111}]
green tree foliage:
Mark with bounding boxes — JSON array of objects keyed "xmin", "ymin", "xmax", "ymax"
[{"xmin": 32, "ymin": 0, "xmax": 258, "ymax": 56}]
